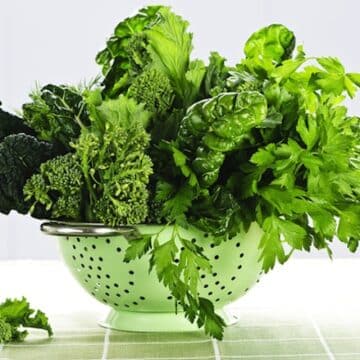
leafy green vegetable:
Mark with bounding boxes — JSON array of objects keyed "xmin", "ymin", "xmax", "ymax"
[
  {"xmin": 243, "ymin": 24, "xmax": 295, "ymax": 76},
  {"xmin": 2, "ymin": 7, "xmax": 359, "ymax": 341},
  {"xmin": 74, "ymin": 92, "xmax": 153, "ymax": 225},
  {"xmin": 22, "ymin": 84, "xmax": 89, "ymax": 151},
  {"xmin": 127, "ymin": 67, "xmax": 174, "ymax": 114},
  {"xmin": 0, "ymin": 297, "xmax": 52, "ymax": 344},
  {"xmin": 97, "ymin": 5, "xmax": 205, "ymax": 108},
  {"xmin": 177, "ymin": 91, "xmax": 267, "ymax": 187},
  {"xmin": 0, "ymin": 134, "xmax": 55, "ymax": 215},
  {"xmin": 96, "ymin": 5, "xmax": 163, "ymax": 97},
  {"xmin": 203, "ymin": 52, "xmax": 230, "ymax": 97},
  {"xmin": 0, "ymin": 103, "xmax": 35, "ymax": 141},
  {"xmin": 24, "ymin": 153, "xmax": 84, "ymax": 220}
]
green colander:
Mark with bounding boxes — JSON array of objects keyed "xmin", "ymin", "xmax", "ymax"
[{"xmin": 41, "ymin": 222, "xmax": 263, "ymax": 332}]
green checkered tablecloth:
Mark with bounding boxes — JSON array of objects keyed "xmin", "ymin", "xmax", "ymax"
[{"xmin": 1, "ymin": 260, "xmax": 359, "ymax": 359}]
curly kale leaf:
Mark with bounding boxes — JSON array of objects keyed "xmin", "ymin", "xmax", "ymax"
[
  {"xmin": 74, "ymin": 93, "xmax": 153, "ymax": 226},
  {"xmin": 0, "ymin": 298, "xmax": 52, "ymax": 344},
  {"xmin": 22, "ymin": 84, "xmax": 88, "ymax": 151},
  {"xmin": 0, "ymin": 104, "xmax": 35, "ymax": 141},
  {"xmin": 127, "ymin": 67, "xmax": 174, "ymax": 114},
  {"xmin": 23, "ymin": 153, "xmax": 84, "ymax": 221},
  {"xmin": 0, "ymin": 134, "xmax": 55, "ymax": 215}
]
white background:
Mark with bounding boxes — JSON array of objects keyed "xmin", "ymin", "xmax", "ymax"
[{"xmin": 0, "ymin": 0, "xmax": 359, "ymax": 259}]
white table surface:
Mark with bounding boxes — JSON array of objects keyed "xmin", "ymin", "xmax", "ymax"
[{"xmin": 1, "ymin": 259, "xmax": 360, "ymax": 359}]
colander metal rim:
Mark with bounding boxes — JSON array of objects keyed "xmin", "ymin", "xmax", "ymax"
[{"xmin": 40, "ymin": 221, "xmax": 141, "ymax": 238}]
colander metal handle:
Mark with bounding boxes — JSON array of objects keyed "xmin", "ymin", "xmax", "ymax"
[{"xmin": 41, "ymin": 222, "xmax": 141, "ymax": 240}]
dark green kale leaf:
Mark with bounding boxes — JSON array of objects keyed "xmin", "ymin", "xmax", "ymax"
[
  {"xmin": 0, "ymin": 134, "xmax": 55, "ymax": 215},
  {"xmin": 0, "ymin": 103, "xmax": 35, "ymax": 141},
  {"xmin": 22, "ymin": 84, "xmax": 88, "ymax": 151}
]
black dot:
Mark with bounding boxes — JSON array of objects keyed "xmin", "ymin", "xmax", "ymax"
[
  {"xmin": 103, "ymin": 299, "xmax": 108, "ymax": 303},
  {"xmin": 106, "ymin": 285, "xmax": 110, "ymax": 289},
  {"xmin": 87, "ymin": 274, "xmax": 92, "ymax": 279},
  {"xmin": 72, "ymin": 244, "xmax": 76, "ymax": 250},
  {"xmin": 90, "ymin": 257, "xmax": 94, "ymax": 262},
  {"xmin": 210, "ymin": 243, "xmax": 215, "ymax": 248},
  {"xmin": 215, "ymin": 298, "xmax": 220, "ymax": 302},
  {"xmin": 227, "ymin": 291, "xmax": 232, "ymax": 295},
  {"xmin": 72, "ymin": 255, "xmax": 76, "ymax": 260},
  {"xmin": 124, "ymin": 304, "xmax": 129, "ymax": 308},
  {"xmin": 196, "ymin": 266, "xmax": 201, "ymax": 270},
  {"xmin": 105, "ymin": 274, "xmax": 110, "ymax": 279},
  {"xmin": 240, "ymin": 253, "xmax": 244, "ymax": 258},
  {"xmin": 204, "ymin": 233, "xmax": 209, "ymax": 238},
  {"xmin": 97, "ymin": 275, "xmax": 101, "ymax": 279},
  {"xmin": 105, "ymin": 292, "xmax": 110, "ymax": 296},
  {"xmin": 236, "ymin": 242, "xmax": 240, "ymax": 247},
  {"xmin": 116, "ymin": 293, "xmax": 121, "ymax": 297},
  {"xmin": 133, "ymin": 301, "xmax": 138, "ymax": 306},
  {"xmin": 106, "ymin": 239, "xmax": 111, "ymax": 244},
  {"xmin": 208, "ymin": 291, "xmax": 213, "ymax": 296},
  {"xmin": 114, "ymin": 283, "xmax": 119, "ymax": 288},
  {"xmin": 99, "ymin": 257, "xmax": 103, "ymax": 262},
  {"xmin": 191, "ymin": 238, "xmax": 196, "ymax": 243},
  {"xmin": 91, "ymin": 292, "xmax": 95, "ymax": 296},
  {"xmin": 124, "ymin": 289, "xmax": 129, "ymax": 294},
  {"xmin": 180, "ymin": 247, "xmax": 185, "ymax": 251},
  {"xmin": 167, "ymin": 296, "xmax": 173, "ymax": 300},
  {"xmin": 214, "ymin": 255, "xmax": 219, "ymax": 260},
  {"xmin": 80, "ymin": 254, "xmax": 84, "ymax": 259},
  {"xmin": 257, "ymin": 279, "xmax": 260, "ymax": 283},
  {"xmin": 84, "ymin": 247, "xmax": 88, "ymax": 252},
  {"xmin": 88, "ymin": 265, "xmax": 93, "ymax": 270},
  {"xmin": 116, "ymin": 247, "xmax": 121, "ymax": 252},
  {"xmin": 84, "ymin": 279, "xmax": 88, "ymax": 283},
  {"xmin": 129, "ymin": 270, "xmax": 134, "ymax": 275},
  {"xmin": 238, "ymin": 265, "xmax": 242, "ymax": 270},
  {"xmin": 245, "ymin": 288, "xmax": 249, "ymax": 292},
  {"xmin": 97, "ymin": 266, "xmax": 102, "ymax": 271},
  {"xmin": 76, "ymin": 237, "xmax": 80, "ymax": 242},
  {"xmin": 140, "ymin": 296, "xmax": 145, "ymax": 300},
  {"xmin": 174, "ymin": 259, "xmax": 179, "ymax": 264},
  {"xmin": 201, "ymin": 274, "xmax": 206, "ymax": 279},
  {"xmin": 221, "ymin": 285, "xmax": 225, "ymax": 290},
  {"xmin": 129, "ymin": 281, "xmax": 134, "ymax": 286},
  {"xmin": 204, "ymin": 284, "xmax": 209, "ymax": 288},
  {"xmin": 81, "ymin": 264, "xmax": 85, "ymax": 268},
  {"xmin": 114, "ymin": 303, "xmax": 118, "ymax": 306},
  {"xmin": 212, "ymin": 273, "xmax": 218, "ymax": 277},
  {"xmin": 92, "ymin": 245, "xmax": 96, "ymax": 250},
  {"xmin": 231, "ymin": 276, "xmax": 236, "ymax": 281},
  {"xmin": 215, "ymin": 281, "xmax": 220, "ymax": 285}
]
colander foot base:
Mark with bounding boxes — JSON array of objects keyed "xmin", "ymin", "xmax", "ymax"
[{"xmin": 99, "ymin": 308, "xmax": 238, "ymax": 333}]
